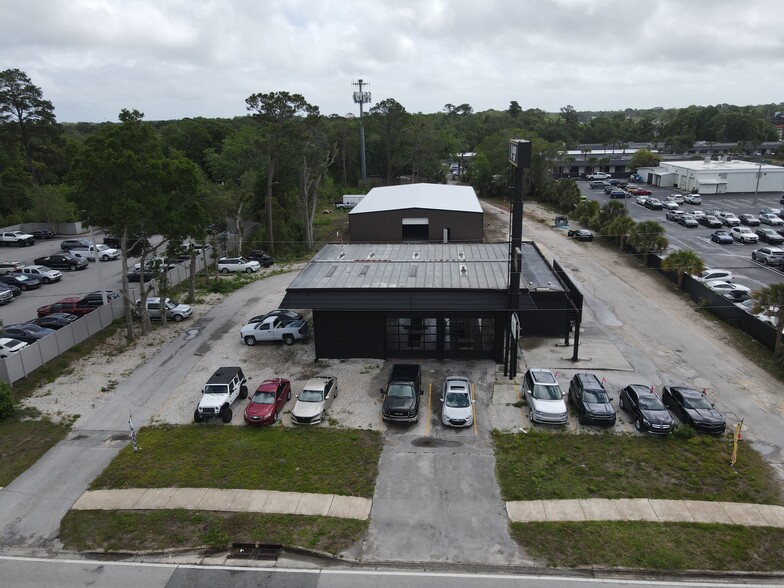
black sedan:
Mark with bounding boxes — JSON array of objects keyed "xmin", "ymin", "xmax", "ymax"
[
  {"xmin": 32, "ymin": 229, "xmax": 55, "ymax": 239},
  {"xmin": 662, "ymin": 385, "xmax": 726, "ymax": 435},
  {"xmin": 127, "ymin": 268, "xmax": 163, "ymax": 282},
  {"xmin": 710, "ymin": 230, "xmax": 733, "ymax": 244},
  {"xmin": 80, "ymin": 290, "xmax": 121, "ymax": 306},
  {"xmin": 0, "ymin": 323, "xmax": 55, "ymax": 343},
  {"xmin": 0, "ymin": 273, "xmax": 41, "ymax": 291},
  {"xmin": 619, "ymin": 385, "xmax": 674, "ymax": 434},
  {"xmin": 567, "ymin": 229, "xmax": 594, "ymax": 242},
  {"xmin": 755, "ymin": 228, "xmax": 784, "ymax": 245},
  {"xmin": 699, "ymin": 215, "xmax": 723, "ymax": 228},
  {"xmin": 248, "ymin": 309, "xmax": 304, "ymax": 325},
  {"xmin": 28, "ymin": 313, "xmax": 79, "ymax": 330}
]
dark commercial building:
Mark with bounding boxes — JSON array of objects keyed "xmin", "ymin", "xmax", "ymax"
[
  {"xmin": 348, "ymin": 184, "xmax": 483, "ymax": 243},
  {"xmin": 281, "ymin": 242, "xmax": 580, "ymax": 361}
]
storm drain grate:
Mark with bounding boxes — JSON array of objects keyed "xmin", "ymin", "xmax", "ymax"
[{"xmin": 229, "ymin": 542, "xmax": 282, "ymax": 560}]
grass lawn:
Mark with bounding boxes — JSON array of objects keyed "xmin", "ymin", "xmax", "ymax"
[
  {"xmin": 91, "ymin": 425, "xmax": 382, "ymax": 498},
  {"xmin": 511, "ymin": 521, "xmax": 784, "ymax": 571},
  {"xmin": 60, "ymin": 509, "xmax": 366, "ymax": 555},
  {"xmin": 0, "ymin": 418, "xmax": 71, "ymax": 486},
  {"xmin": 493, "ymin": 430, "xmax": 782, "ymax": 504}
]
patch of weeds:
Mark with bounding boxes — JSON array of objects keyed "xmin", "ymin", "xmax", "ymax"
[
  {"xmin": 101, "ymin": 380, "xmax": 119, "ymax": 393},
  {"xmin": 511, "ymin": 400, "xmax": 526, "ymax": 408}
]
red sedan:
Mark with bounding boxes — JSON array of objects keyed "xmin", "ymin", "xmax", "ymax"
[
  {"xmin": 243, "ymin": 378, "xmax": 291, "ymax": 425},
  {"xmin": 632, "ymin": 188, "xmax": 652, "ymax": 196}
]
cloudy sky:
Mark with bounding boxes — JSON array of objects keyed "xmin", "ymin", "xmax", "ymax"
[{"xmin": 1, "ymin": 0, "xmax": 782, "ymax": 122}]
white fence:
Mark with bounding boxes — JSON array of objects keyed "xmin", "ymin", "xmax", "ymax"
[{"xmin": 0, "ymin": 253, "xmax": 212, "ymax": 386}]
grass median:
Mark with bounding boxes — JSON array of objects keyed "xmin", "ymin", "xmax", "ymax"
[
  {"xmin": 91, "ymin": 425, "xmax": 382, "ymax": 497},
  {"xmin": 493, "ymin": 430, "xmax": 781, "ymax": 504}
]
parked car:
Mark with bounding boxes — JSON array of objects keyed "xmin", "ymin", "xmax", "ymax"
[
  {"xmin": 33, "ymin": 253, "xmax": 88, "ymax": 271},
  {"xmin": 760, "ymin": 213, "xmax": 784, "ymax": 226},
  {"xmin": 723, "ymin": 290, "xmax": 751, "ymax": 303},
  {"xmin": 644, "ymin": 198, "xmax": 663, "ymax": 210},
  {"xmin": 380, "ymin": 364, "xmax": 423, "ymax": 423},
  {"xmin": 662, "ymin": 385, "xmax": 726, "ymax": 435},
  {"xmin": 60, "ymin": 238, "xmax": 93, "ymax": 252},
  {"xmin": 0, "ymin": 284, "xmax": 14, "ymax": 305},
  {"xmin": 0, "ymin": 337, "xmax": 29, "ymax": 358},
  {"xmin": 246, "ymin": 250, "xmax": 274, "ymax": 268},
  {"xmin": 635, "ymin": 195, "xmax": 649, "ymax": 206},
  {"xmin": 666, "ymin": 194, "xmax": 685, "ymax": 204},
  {"xmin": 690, "ymin": 210, "xmax": 706, "ymax": 219},
  {"xmin": 568, "ymin": 373, "xmax": 616, "ymax": 426},
  {"xmin": 240, "ymin": 315, "xmax": 309, "ymax": 345},
  {"xmin": 760, "ymin": 207, "xmax": 782, "ymax": 216},
  {"xmin": 567, "ymin": 229, "xmax": 593, "ymax": 242},
  {"xmin": 632, "ymin": 187, "xmax": 652, "ymax": 196},
  {"xmin": 440, "ymin": 376, "xmax": 474, "ymax": 428},
  {"xmin": 698, "ymin": 215, "xmax": 722, "ymax": 228},
  {"xmin": 523, "ymin": 368, "xmax": 568, "ymax": 425},
  {"xmin": 609, "ymin": 188, "xmax": 628, "ymax": 199},
  {"xmin": 675, "ymin": 214, "xmax": 698, "ymax": 228},
  {"xmin": 0, "ymin": 231, "xmax": 35, "ymax": 246},
  {"xmin": 604, "ymin": 185, "xmax": 616, "ymax": 195},
  {"xmin": 37, "ymin": 296, "xmax": 98, "ymax": 317},
  {"xmin": 710, "ymin": 230, "xmax": 733, "ymax": 245},
  {"xmin": 31, "ymin": 229, "xmax": 55, "ymax": 239},
  {"xmin": 730, "ymin": 226, "xmax": 759, "ymax": 244},
  {"xmin": 619, "ymin": 385, "xmax": 674, "ymax": 434},
  {"xmin": 28, "ymin": 313, "xmax": 79, "ymax": 330},
  {"xmin": 70, "ymin": 243, "xmax": 120, "ymax": 262},
  {"xmin": 194, "ymin": 366, "xmax": 248, "ymax": 424},
  {"xmin": 683, "ymin": 194, "xmax": 702, "ymax": 205},
  {"xmin": 0, "ymin": 261, "xmax": 25, "ymax": 275},
  {"xmin": 21, "ymin": 264, "xmax": 62, "ymax": 284},
  {"xmin": 589, "ymin": 180, "xmax": 605, "ymax": 189},
  {"xmin": 0, "ymin": 273, "xmax": 42, "ymax": 291},
  {"xmin": 218, "ymin": 257, "xmax": 261, "ymax": 274},
  {"xmin": 696, "ymin": 268, "xmax": 734, "ymax": 282},
  {"xmin": 755, "ymin": 228, "xmax": 784, "ymax": 245},
  {"xmin": 291, "ymin": 376, "xmax": 338, "ymax": 425},
  {"xmin": 243, "ymin": 378, "xmax": 291, "ymax": 425},
  {"xmin": 739, "ymin": 214, "xmax": 761, "ymax": 227},
  {"xmin": 718, "ymin": 212, "xmax": 741, "ymax": 227},
  {"xmin": 752, "ymin": 246, "xmax": 784, "ymax": 266},
  {"xmin": 127, "ymin": 267, "xmax": 164, "ymax": 282},
  {"xmin": 136, "ymin": 297, "xmax": 193, "ymax": 322},
  {"xmin": 0, "ymin": 283, "xmax": 20, "ymax": 299},
  {"xmin": 662, "ymin": 201, "xmax": 679, "ymax": 211},
  {"xmin": 247, "ymin": 309, "xmax": 304, "ymax": 325},
  {"xmin": 80, "ymin": 290, "xmax": 121, "ymax": 306},
  {"xmin": 705, "ymin": 280, "xmax": 751, "ymax": 295},
  {"xmin": 665, "ymin": 210, "xmax": 685, "ymax": 222},
  {"xmin": 586, "ymin": 172, "xmax": 611, "ymax": 181},
  {"xmin": 0, "ymin": 323, "xmax": 55, "ymax": 343}
]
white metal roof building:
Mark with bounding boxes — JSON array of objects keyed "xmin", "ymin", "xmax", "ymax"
[
  {"xmin": 348, "ymin": 184, "xmax": 484, "ymax": 243},
  {"xmin": 636, "ymin": 159, "xmax": 784, "ymax": 194}
]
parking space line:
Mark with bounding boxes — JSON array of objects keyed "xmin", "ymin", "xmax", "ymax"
[
  {"xmin": 425, "ymin": 382, "xmax": 431, "ymax": 436},
  {"xmin": 472, "ymin": 382, "xmax": 478, "ymax": 436}
]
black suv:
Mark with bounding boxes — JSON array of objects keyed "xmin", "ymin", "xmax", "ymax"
[
  {"xmin": 247, "ymin": 249, "xmax": 274, "ymax": 268},
  {"xmin": 568, "ymin": 373, "xmax": 616, "ymax": 426}
]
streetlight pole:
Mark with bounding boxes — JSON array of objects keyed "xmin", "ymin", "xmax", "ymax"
[
  {"xmin": 753, "ymin": 160, "xmax": 763, "ymax": 206},
  {"xmin": 352, "ymin": 79, "xmax": 371, "ymax": 182}
]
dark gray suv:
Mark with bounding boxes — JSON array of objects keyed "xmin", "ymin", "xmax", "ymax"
[{"xmin": 568, "ymin": 373, "xmax": 616, "ymax": 426}]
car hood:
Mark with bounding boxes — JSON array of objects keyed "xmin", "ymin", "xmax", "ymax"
[
  {"xmin": 584, "ymin": 402, "xmax": 615, "ymax": 416},
  {"xmin": 384, "ymin": 396, "xmax": 416, "ymax": 412},
  {"xmin": 292, "ymin": 400, "xmax": 324, "ymax": 418},
  {"xmin": 530, "ymin": 397, "xmax": 567, "ymax": 414},
  {"xmin": 245, "ymin": 402, "xmax": 274, "ymax": 419},
  {"xmin": 199, "ymin": 393, "xmax": 229, "ymax": 410},
  {"xmin": 442, "ymin": 404, "xmax": 472, "ymax": 421},
  {"xmin": 685, "ymin": 407, "xmax": 724, "ymax": 424},
  {"xmin": 641, "ymin": 410, "xmax": 673, "ymax": 425}
]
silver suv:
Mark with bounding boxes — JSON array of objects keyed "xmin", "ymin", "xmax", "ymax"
[
  {"xmin": 523, "ymin": 368, "xmax": 568, "ymax": 425},
  {"xmin": 752, "ymin": 247, "xmax": 784, "ymax": 266},
  {"xmin": 136, "ymin": 297, "xmax": 193, "ymax": 322}
]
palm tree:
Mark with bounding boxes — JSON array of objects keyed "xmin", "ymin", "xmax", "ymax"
[
  {"xmin": 606, "ymin": 216, "xmax": 636, "ymax": 250},
  {"xmin": 628, "ymin": 220, "xmax": 668, "ymax": 254},
  {"xmin": 594, "ymin": 200, "xmax": 627, "ymax": 234},
  {"xmin": 752, "ymin": 284, "xmax": 784, "ymax": 359},
  {"xmin": 661, "ymin": 250, "xmax": 705, "ymax": 289}
]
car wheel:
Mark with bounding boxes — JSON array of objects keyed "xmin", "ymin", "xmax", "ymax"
[
  {"xmin": 101, "ymin": 255, "xmax": 109, "ymax": 261},
  {"xmin": 619, "ymin": 396, "xmax": 625, "ymax": 410},
  {"xmin": 287, "ymin": 389, "xmax": 291, "ymax": 400},
  {"xmin": 321, "ymin": 410, "xmax": 327, "ymax": 424},
  {"xmin": 764, "ymin": 258, "xmax": 770, "ymax": 265},
  {"xmin": 528, "ymin": 408, "xmax": 535, "ymax": 424},
  {"xmin": 69, "ymin": 264, "xmax": 77, "ymax": 271},
  {"xmin": 221, "ymin": 268, "xmax": 229, "ymax": 274},
  {"xmin": 272, "ymin": 410, "xmax": 278, "ymax": 423},
  {"xmin": 221, "ymin": 406, "xmax": 233, "ymax": 423},
  {"xmin": 635, "ymin": 417, "xmax": 643, "ymax": 432},
  {"xmin": 20, "ymin": 285, "xmax": 28, "ymax": 291},
  {"xmin": 245, "ymin": 267, "xmax": 253, "ymax": 273},
  {"xmin": 577, "ymin": 410, "xmax": 585, "ymax": 425},
  {"xmin": 173, "ymin": 314, "xmax": 184, "ymax": 322},
  {"xmin": 193, "ymin": 409, "xmax": 203, "ymax": 423},
  {"xmin": 244, "ymin": 336, "xmax": 257, "ymax": 346},
  {"xmin": 282, "ymin": 334, "xmax": 294, "ymax": 345},
  {"xmin": 239, "ymin": 385, "xmax": 248, "ymax": 400},
  {"xmin": 42, "ymin": 277, "xmax": 50, "ymax": 284}
]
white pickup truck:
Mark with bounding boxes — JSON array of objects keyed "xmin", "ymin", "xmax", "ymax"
[
  {"xmin": 70, "ymin": 243, "xmax": 120, "ymax": 261},
  {"xmin": 0, "ymin": 231, "xmax": 35, "ymax": 247},
  {"xmin": 240, "ymin": 316, "xmax": 309, "ymax": 346}
]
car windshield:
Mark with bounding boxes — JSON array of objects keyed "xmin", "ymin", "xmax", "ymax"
[
  {"xmin": 582, "ymin": 389, "xmax": 609, "ymax": 403},
  {"xmin": 237, "ymin": 257, "xmax": 249, "ymax": 263},
  {"xmin": 388, "ymin": 383, "xmax": 414, "ymax": 398},
  {"xmin": 682, "ymin": 395, "xmax": 712, "ymax": 410},
  {"xmin": 639, "ymin": 396, "xmax": 665, "ymax": 410},
  {"xmin": 252, "ymin": 391, "xmax": 276, "ymax": 405},
  {"xmin": 532, "ymin": 383, "xmax": 561, "ymax": 400},
  {"xmin": 445, "ymin": 392, "xmax": 471, "ymax": 408},
  {"xmin": 204, "ymin": 384, "xmax": 228, "ymax": 394},
  {"xmin": 299, "ymin": 389, "xmax": 324, "ymax": 402},
  {"xmin": 165, "ymin": 300, "xmax": 179, "ymax": 310}
]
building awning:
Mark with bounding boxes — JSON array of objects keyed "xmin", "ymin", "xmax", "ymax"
[{"xmin": 655, "ymin": 171, "xmax": 676, "ymax": 176}]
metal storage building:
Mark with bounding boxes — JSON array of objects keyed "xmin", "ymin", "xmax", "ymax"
[
  {"xmin": 281, "ymin": 242, "xmax": 579, "ymax": 361},
  {"xmin": 636, "ymin": 159, "xmax": 784, "ymax": 194},
  {"xmin": 348, "ymin": 184, "xmax": 483, "ymax": 243}
]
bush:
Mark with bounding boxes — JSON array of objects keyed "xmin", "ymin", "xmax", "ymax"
[{"xmin": 0, "ymin": 382, "xmax": 16, "ymax": 421}]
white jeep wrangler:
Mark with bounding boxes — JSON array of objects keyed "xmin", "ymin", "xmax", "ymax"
[{"xmin": 194, "ymin": 366, "xmax": 248, "ymax": 423}]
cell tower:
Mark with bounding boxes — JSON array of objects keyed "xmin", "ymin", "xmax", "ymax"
[{"xmin": 352, "ymin": 79, "xmax": 371, "ymax": 181}]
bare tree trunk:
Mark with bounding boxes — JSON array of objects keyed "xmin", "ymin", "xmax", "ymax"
[
  {"xmin": 120, "ymin": 228, "xmax": 135, "ymax": 342},
  {"xmin": 266, "ymin": 154, "xmax": 275, "ymax": 252}
]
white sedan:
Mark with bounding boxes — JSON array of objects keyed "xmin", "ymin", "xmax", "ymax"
[
  {"xmin": 0, "ymin": 337, "xmax": 29, "ymax": 358},
  {"xmin": 635, "ymin": 195, "xmax": 649, "ymax": 206},
  {"xmin": 760, "ymin": 213, "xmax": 784, "ymax": 226},
  {"xmin": 705, "ymin": 280, "xmax": 751, "ymax": 295},
  {"xmin": 440, "ymin": 376, "xmax": 474, "ymax": 428}
]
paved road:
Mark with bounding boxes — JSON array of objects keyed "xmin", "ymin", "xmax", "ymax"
[{"xmin": 0, "ymin": 272, "xmax": 295, "ymax": 547}]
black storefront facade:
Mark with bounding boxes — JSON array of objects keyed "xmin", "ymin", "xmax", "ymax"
[{"xmin": 281, "ymin": 243, "xmax": 581, "ymax": 362}]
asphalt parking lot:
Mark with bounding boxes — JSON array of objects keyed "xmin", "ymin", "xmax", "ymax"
[{"xmin": 579, "ymin": 180, "xmax": 784, "ymax": 293}]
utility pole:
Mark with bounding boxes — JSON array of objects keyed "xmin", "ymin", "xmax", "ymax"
[
  {"xmin": 753, "ymin": 160, "xmax": 763, "ymax": 206},
  {"xmin": 352, "ymin": 79, "xmax": 371, "ymax": 182}
]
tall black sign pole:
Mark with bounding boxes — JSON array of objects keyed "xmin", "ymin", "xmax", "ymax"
[{"xmin": 505, "ymin": 140, "xmax": 531, "ymax": 378}]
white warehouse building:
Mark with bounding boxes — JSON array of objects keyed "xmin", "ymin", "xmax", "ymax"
[{"xmin": 637, "ymin": 159, "xmax": 784, "ymax": 194}]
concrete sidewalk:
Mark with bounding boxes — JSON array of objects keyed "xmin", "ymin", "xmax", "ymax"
[
  {"xmin": 72, "ymin": 488, "xmax": 372, "ymax": 521},
  {"xmin": 506, "ymin": 498, "xmax": 784, "ymax": 527}
]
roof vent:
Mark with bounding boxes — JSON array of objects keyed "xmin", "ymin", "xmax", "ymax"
[
  {"xmin": 409, "ymin": 265, "xmax": 418, "ymax": 278},
  {"xmin": 338, "ymin": 252, "xmax": 346, "ymax": 259},
  {"xmin": 412, "ymin": 251, "xmax": 420, "ymax": 260},
  {"xmin": 368, "ymin": 252, "xmax": 376, "ymax": 259},
  {"xmin": 457, "ymin": 251, "xmax": 466, "ymax": 261},
  {"xmin": 459, "ymin": 264, "xmax": 468, "ymax": 276},
  {"xmin": 359, "ymin": 265, "xmax": 370, "ymax": 276}
]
